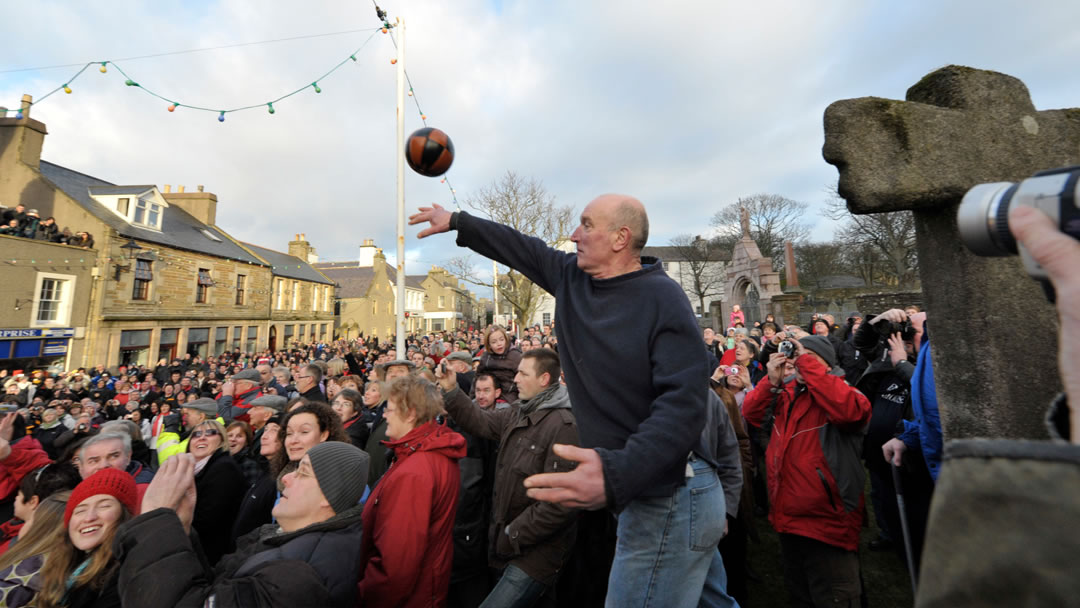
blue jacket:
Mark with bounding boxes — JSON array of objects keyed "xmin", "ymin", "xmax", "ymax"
[{"xmin": 898, "ymin": 339, "xmax": 943, "ymax": 481}]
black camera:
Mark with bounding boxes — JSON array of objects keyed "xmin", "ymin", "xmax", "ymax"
[
  {"xmin": 883, "ymin": 320, "xmax": 917, "ymax": 342},
  {"xmin": 958, "ymin": 166, "xmax": 1080, "ymax": 298}
]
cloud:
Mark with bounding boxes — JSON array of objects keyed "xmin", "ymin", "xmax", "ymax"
[{"xmin": 3, "ymin": 0, "xmax": 1079, "ymax": 273}]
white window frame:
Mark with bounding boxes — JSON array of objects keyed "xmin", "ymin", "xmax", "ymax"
[
  {"xmin": 291, "ymin": 281, "xmax": 299, "ymax": 310},
  {"xmin": 312, "ymin": 284, "xmax": 318, "ymax": 311},
  {"xmin": 31, "ymin": 272, "xmax": 76, "ymax": 328},
  {"xmin": 276, "ymin": 279, "xmax": 284, "ymax": 310},
  {"xmin": 132, "ymin": 198, "xmax": 163, "ymax": 230}
]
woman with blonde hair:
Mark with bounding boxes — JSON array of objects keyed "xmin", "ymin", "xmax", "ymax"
[
  {"xmin": 36, "ymin": 469, "xmax": 138, "ymax": 608},
  {"xmin": 185, "ymin": 419, "xmax": 245, "ymax": 566},
  {"xmin": 0, "ymin": 491, "xmax": 71, "ymax": 607}
]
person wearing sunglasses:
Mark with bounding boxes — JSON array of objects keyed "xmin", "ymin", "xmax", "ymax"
[{"xmin": 185, "ymin": 419, "xmax": 245, "ymax": 566}]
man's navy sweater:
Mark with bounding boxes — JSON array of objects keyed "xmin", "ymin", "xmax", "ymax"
[{"xmin": 454, "ymin": 211, "xmax": 709, "ymax": 511}]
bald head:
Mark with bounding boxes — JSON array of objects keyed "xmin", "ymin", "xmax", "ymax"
[
  {"xmin": 572, "ymin": 194, "xmax": 649, "ymax": 279},
  {"xmin": 608, "ymin": 196, "xmax": 649, "ymax": 252}
]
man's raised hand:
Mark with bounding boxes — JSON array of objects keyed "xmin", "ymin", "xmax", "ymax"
[{"xmin": 409, "ymin": 203, "xmax": 453, "ymax": 239}]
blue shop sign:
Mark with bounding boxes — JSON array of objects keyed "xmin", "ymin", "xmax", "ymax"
[{"xmin": 0, "ymin": 328, "xmax": 75, "ymax": 339}]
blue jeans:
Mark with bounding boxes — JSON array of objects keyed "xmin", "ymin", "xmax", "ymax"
[
  {"xmin": 479, "ymin": 564, "xmax": 547, "ymax": 608},
  {"xmin": 606, "ymin": 457, "xmax": 739, "ymax": 608}
]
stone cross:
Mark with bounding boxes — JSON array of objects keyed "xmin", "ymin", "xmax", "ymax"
[
  {"xmin": 740, "ymin": 206, "xmax": 751, "ymax": 238},
  {"xmin": 823, "ymin": 65, "xmax": 1078, "ymax": 440}
]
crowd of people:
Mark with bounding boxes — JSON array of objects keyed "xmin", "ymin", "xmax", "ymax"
[
  {"xmin": 0, "ymin": 203, "xmax": 94, "ymax": 248},
  {"xmin": 0, "ymin": 193, "xmax": 1074, "ymax": 608}
]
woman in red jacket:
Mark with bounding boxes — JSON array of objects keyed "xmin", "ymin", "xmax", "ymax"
[{"xmin": 358, "ymin": 375, "xmax": 465, "ymax": 608}]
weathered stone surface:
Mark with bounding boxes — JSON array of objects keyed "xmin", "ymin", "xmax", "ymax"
[
  {"xmin": 823, "ymin": 65, "xmax": 1066, "ymax": 440},
  {"xmin": 823, "ymin": 65, "xmax": 1080, "ymax": 214}
]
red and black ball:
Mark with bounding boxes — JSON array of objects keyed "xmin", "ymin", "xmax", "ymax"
[{"xmin": 404, "ymin": 127, "xmax": 455, "ymax": 177}]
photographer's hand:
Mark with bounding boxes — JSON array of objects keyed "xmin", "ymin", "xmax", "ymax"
[
  {"xmin": 766, "ymin": 353, "xmax": 788, "ymax": 387},
  {"xmin": 887, "ymin": 333, "xmax": 908, "ymax": 367},
  {"xmin": 1010, "ymin": 205, "xmax": 1080, "ymax": 443},
  {"xmin": 871, "ymin": 309, "xmax": 907, "ymax": 325}
]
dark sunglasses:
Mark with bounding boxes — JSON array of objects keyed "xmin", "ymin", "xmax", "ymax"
[{"xmin": 191, "ymin": 428, "xmax": 220, "ymax": 439}]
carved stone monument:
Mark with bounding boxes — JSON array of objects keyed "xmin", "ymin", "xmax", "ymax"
[
  {"xmin": 823, "ymin": 65, "xmax": 1075, "ymax": 440},
  {"xmin": 722, "ymin": 216, "xmax": 785, "ymax": 328}
]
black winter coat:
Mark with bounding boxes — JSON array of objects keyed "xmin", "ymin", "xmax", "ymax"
[
  {"xmin": 115, "ymin": 506, "xmax": 365, "ymax": 608},
  {"xmin": 232, "ymin": 473, "xmax": 278, "ymax": 542},
  {"xmin": 192, "ymin": 450, "xmax": 247, "ymax": 566}
]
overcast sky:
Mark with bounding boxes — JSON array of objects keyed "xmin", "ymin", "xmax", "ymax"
[{"xmin": 3, "ymin": 0, "xmax": 1078, "ymax": 277}]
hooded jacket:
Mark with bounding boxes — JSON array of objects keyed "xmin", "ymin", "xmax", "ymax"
[
  {"xmin": 442, "ymin": 383, "xmax": 579, "ymax": 585},
  {"xmin": 115, "ymin": 505, "xmax": 364, "ymax": 608},
  {"xmin": 358, "ymin": 420, "xmax": 465, "ymax": 608},
  {"xmin": 742, "ymin": 354, "xmax": 871, "ymax": 551},
  {"xmin": 0, "ymin": 437, "xmax": 50, "ymax": 502}
]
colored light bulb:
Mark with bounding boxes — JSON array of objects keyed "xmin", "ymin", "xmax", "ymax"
[
  {"xmin": 267, "ymin": 103, "xmax": 275, "ymax": 114},
  {"xmin": 381, "ymin": 27, "xmax": 388, "ymax": 33},
  {"xmin": 99, "ymin": 62, "xmax": 107, "ymax": 73},
  {"xmin": 218, "ymin": 111, "xmax": 226, "ymax": 122},
  {"xmin": 312, "ymin": 83, "xmax": 322, "ymax": 93},
  {"xmin": 125, "ymin": 79, "xmax": 137, "ymax": 87},
  {"xmin": 420, "ymin": 114, "xmax": 426, "ymax": 120},
  {"xmin": 15, "ymin": 111, "xmax": 23, "ymax": 119},
  {"xmin": 350, "ymin": 55, "xmax": 357, "ymax": 62},
  {"xmin": 168, "ymin": 103, "xmax": 177, "ymax": 112},
  {"xmin": 408, "ymin": 89, "xmax": 413, "ymax": 96},
  {"xmin": 63, "ymin": 85, "xmax": 72, "ymax": 94},
  {"xmin": 390, "ymin": 58, "xmax": 397, "ymax": 65}
]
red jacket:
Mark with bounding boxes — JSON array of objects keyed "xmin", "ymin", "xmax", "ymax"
[
  {"xmin": 743, "ymin": 354, "xmax": 871, "ymax": 551},
  {"xmin": 358, "ymin": 420, "xmax": 465, "ymax": 608},
  {"xmin": 0, "ymin": 437, "xmax": 51, "ymax": 502}
]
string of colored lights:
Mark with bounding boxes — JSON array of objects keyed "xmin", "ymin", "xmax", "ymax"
[
  {"xmin": 4, "ymin": 27, "xmax": 382, "ymax": 120},
  {"xmin": 2, "ymin": 12, "xmax": 462, "ymax": 208}
]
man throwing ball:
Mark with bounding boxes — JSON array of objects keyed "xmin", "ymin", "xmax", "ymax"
[{"xmin": 411, "ymin": 195, "xmax": 723, "ymax": 607}]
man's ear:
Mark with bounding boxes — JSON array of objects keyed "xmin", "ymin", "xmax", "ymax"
[{"xmin": 611, "ymin": 226, "xmax": 632, "ymax": 253}]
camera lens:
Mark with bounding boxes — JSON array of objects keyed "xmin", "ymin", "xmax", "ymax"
[{"xmin": 957, "ymin": 182, "xmax": 1019, "ymax": 256}]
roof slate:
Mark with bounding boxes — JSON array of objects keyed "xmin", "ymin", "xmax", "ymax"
[
  {"xmin": 39, "ymin": 161, "xmax": 265, "ymax": 266},
  {"xmin": 241, "ymin": 242, "xmax": 333, "ymax": 285},
  {"xmin": 316, "ymin": 266, "xmax": 378, "ymax": 299}
]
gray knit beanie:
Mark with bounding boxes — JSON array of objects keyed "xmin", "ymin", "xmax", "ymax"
[
  {"xmin": 799, "ymin": 335, "xmax": 837, "ymax": 369},
  {"xmin": 307, "ymin": 442, "xmax": 370, "ymax": 514}
]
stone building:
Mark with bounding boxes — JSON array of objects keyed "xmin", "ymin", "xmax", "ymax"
[
  {"xmin": 314, "ymin": 239, "xmax": 428, "ymax": 340},
  {"xmin": 421, "ymin": 266, "xmax": 477, "ymax": 332},
  {"xmin": 0, "ymin": 97, "xmax": 333, "ymax": 370}
]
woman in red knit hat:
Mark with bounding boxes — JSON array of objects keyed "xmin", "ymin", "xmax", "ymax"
[{"xmin": 35, "ymin": 468, "xmax": 137, "ymax": 608}]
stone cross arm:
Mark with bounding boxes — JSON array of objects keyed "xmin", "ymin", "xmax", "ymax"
[{"xmin": 822, "ymin": 65, "xmax": 1080, "ymax": 214}]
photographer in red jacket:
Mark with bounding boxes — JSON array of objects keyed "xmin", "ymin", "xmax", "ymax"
[{"xmin": 743, "ymin": 335, "xmax": 871, "ymax": 607}]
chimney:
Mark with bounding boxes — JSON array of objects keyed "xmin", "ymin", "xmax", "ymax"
[
  {"xmin": 163, "ymin": 184, "xmax": 171, "ymax": 193},
  {"xmin": 0, "ymin": 94, "xmax": 48, "ymax": 171},
  {"xmin": 197, "ymin": 185, "xmax": 204, "ymax": 192},
  {"xmin": 163, "ymin": 187, "xmax": 218, "ymax": 226},
  {"xmin": 288, "ymin": 233, "xmax": 319, "ymax": 264},
  {"xmin": 358, "ymin": 239, "xmax": 377, "ymax": 267}
]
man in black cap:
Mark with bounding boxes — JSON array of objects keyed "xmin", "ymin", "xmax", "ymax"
[
  {"xmin": 742, "ymin": 335, "xmax": 871, "ymax": 607},
  {"xmin": 118, "ymin": 442, "xmax": 370, "ymax": 607}
]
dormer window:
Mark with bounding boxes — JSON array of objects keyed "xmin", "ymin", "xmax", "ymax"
[{"xmin": 133, "ymin": 199, "xmax": 162, "ymax": 229}]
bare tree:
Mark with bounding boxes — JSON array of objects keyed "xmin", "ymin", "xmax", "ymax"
[
  {"xmin": 826, "ymin": 184, "xmax": 918, "ymax": 287},
  {"xmin": 668, "ymin": 234, "xmax": 728, "ymax": 317},
  {"xmin": 794, "ymin": 242, "xmax": 848, "ymax": 295},
  {"xmin": 444, "ymin": 171, "xmax": 575, "ymax": 331},
  {"xmin": 710, "ymin": 194, "xmax": 810, "ymax": 274}
]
